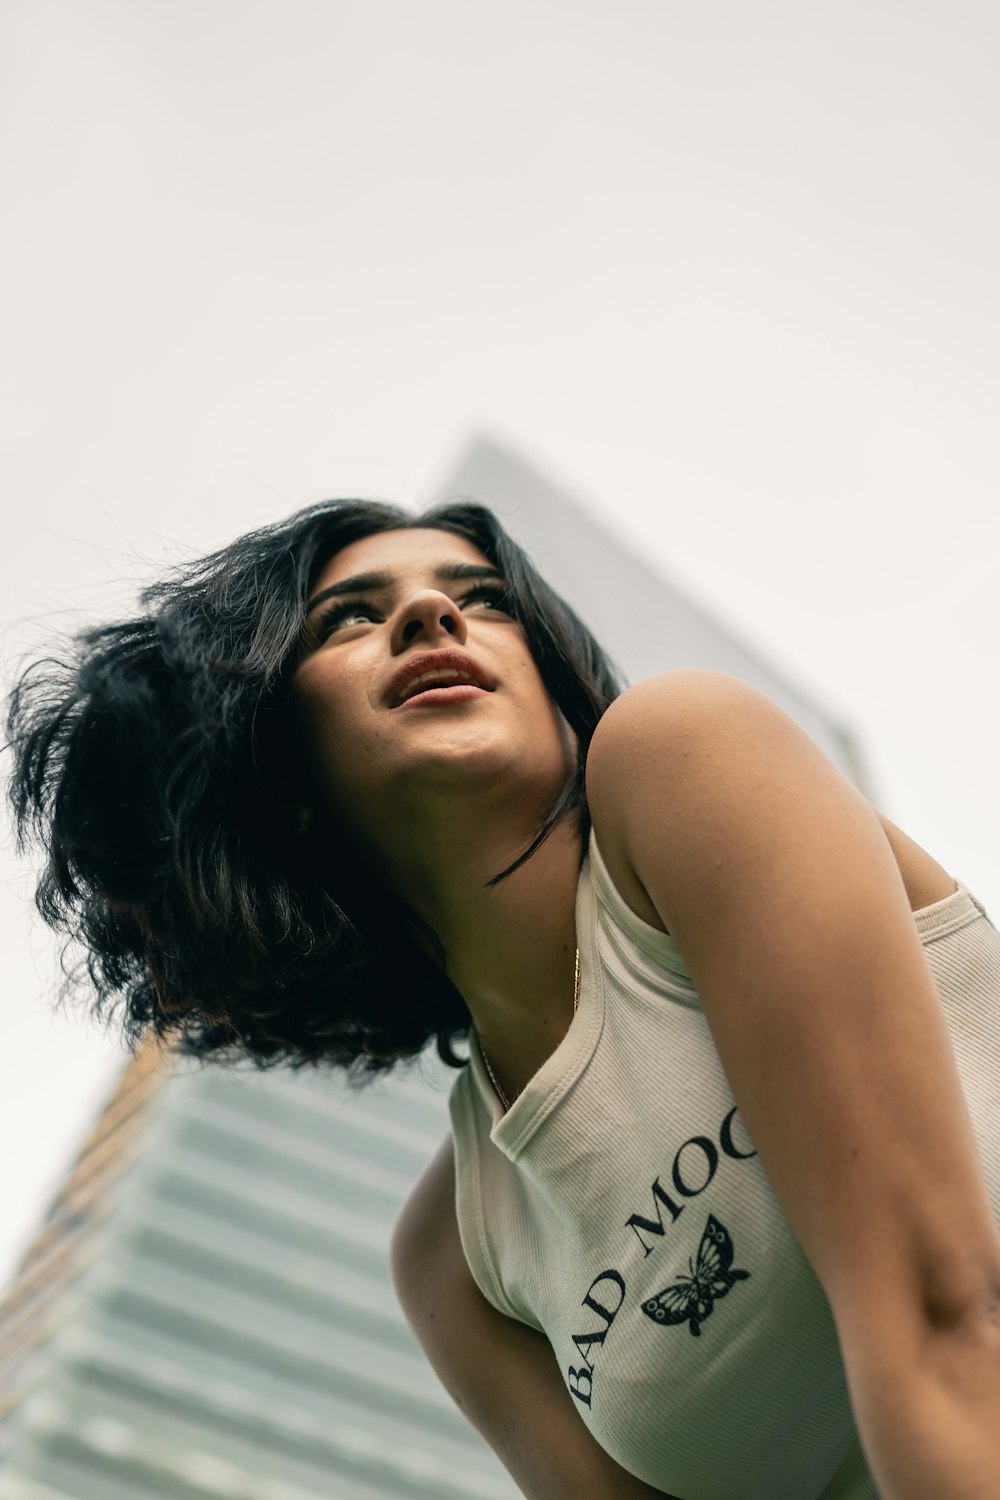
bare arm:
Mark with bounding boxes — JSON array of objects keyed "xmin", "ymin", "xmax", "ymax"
[
  {"xmin": 587, "ymin": 669, "xmax": 1000, "ymax": 1500},
  {"xmin": 390, "ymin": 1135, "xmax": 680, "ymax": 1500}
]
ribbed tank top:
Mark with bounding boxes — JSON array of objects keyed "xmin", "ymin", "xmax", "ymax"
[{"xmin": 448, "ymin": 829, "xmax": 1000, "ymax": 1500}]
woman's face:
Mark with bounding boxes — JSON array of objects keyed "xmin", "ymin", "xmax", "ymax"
[{"xmin": 288, "ymin": 527, "xmax": 576, "ymax": 834}]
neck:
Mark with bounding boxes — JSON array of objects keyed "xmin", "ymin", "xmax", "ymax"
[{"xmin": 334, "ymin": 784, "xmax": 585, "ymax": 1099}]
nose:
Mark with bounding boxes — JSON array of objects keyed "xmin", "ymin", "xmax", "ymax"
[{"xmin": 390, "ymin": 589, "xmax": 469, "ymax": 652}]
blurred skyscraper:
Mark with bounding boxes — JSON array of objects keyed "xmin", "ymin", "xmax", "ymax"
[
  {"xmin": 0, "ymin": 437, "xmax": 872, "ymax": 1499},
  {"xmin": 435, "ymin": 436, "xmax": 872, "ymax": 790},
  {"xmin": 0, "ymin": 1037, "xmax": 513, "ymax": 1500}
]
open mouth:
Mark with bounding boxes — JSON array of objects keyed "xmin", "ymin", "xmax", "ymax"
[
  {"xmin": 388, "ymin": 652, "xmax": 498, "ymax": 708},
  {"xmin": 395, "ymin": 683, "xmax": 492, "ymax": 710}
]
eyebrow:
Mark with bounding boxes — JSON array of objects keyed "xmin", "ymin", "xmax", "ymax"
[{"xmin": 306, "ymin": 562, "xmax": 505, "ymax": 615}]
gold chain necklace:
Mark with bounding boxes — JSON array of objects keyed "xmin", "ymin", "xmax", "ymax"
[{"xmin": 477, "ymin": 948, "xmax": 581, "ymax": 1113}]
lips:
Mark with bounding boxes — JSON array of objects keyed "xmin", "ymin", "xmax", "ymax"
[{"xmin": 387, "ymin": 649, "xmax": 497, "ymax": 709}]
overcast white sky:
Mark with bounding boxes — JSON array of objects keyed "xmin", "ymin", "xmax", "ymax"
[{"xmin": 1, "ymin": 0, "xmax": 997, "ymax": 1293}]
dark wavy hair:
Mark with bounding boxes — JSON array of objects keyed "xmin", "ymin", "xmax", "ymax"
[{"xmin": 6, "ymin": 498, "xmax": 625, "ymax": 1085}]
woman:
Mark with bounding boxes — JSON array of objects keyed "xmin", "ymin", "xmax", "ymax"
[{"xmin": 8, "ymin": 497, "xmax": 1000, "ymax": 1500}]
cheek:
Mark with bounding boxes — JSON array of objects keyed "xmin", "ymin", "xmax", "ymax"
[
  {"xmin": 292, "ymin": 644, "xmax": 380, "ymax": 715},
  {"xmin": 290, "ymin": 653, "xmax": 367, "ymax": 730},
  {"xmin": 286, "ymin": 663, "xmax": 364, "ymax": 790}
]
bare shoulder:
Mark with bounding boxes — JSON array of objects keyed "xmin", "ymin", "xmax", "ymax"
[
  {"xmin": 586, "ymin": 671, "xmax": 956, "ymax": 918},
  {"xmin": 589, "ymin": 669, "xmax": 777, "ymax": 769},
  {"xmin": 391, "ymin": 1130, "xmax": 455, "ymax": 1242},
  {"xmin": 585, "ymin": 671, "xmax": 780, "ymax": 930},
  {"xmin": 587, "ymin": 667, "xmax": 830, "ymax": 859},
  {"xmin": 587, "ymin": 670, "xmax": 759, "ymax": 812},
  {"xmin": 389, "ymin": 1133, "xmax": 457, "ymax": 1300}
]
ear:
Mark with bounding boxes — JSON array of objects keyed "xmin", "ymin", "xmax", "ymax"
[
  {"xmin": 288, "ymin": 801, "xmax": 315, "ymax": 836},
  {"xmin": 281, "ymin": 782, "xmax": 316, "ymax": 837}
]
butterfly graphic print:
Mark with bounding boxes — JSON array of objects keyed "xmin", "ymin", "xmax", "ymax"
[{"xmin": 641, "ymin": 1214, "xmax": 750, "ymax": 1337}]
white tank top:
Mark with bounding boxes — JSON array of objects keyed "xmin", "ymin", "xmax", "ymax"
[{"xmin": 448, "ymin": 829, "xmax": 1000, "ymax": 1500}]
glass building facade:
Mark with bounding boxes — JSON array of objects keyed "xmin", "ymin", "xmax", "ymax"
[
  {"xmin": 0, "ymin": 1034, "xmax": 518, "ymax": 1500},
  {"xmin": 0, "ymin": 438, "xmax": 872, "ymax": 1498}
]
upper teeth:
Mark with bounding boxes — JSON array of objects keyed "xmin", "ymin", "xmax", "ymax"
[{"xmin": 401, "ymin": 668, "xmax": 476, "ymax": 702}]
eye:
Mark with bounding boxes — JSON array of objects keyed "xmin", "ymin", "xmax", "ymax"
[
  {"xmin": 312, "ymin": 580, "xmax": 513, "ymax": 643},
  {"xmin": 313, "ymin": 598, "xmax": 381, "ymax": 639},
  {"xmin": 461, "ymin": 582, "xmax": 514, "ymax": 614}
]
